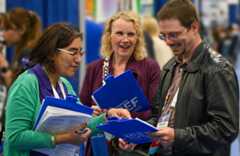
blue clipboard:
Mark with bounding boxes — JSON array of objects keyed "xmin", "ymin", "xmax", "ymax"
[
  {"xmin": 92, "ymin": 70, "xmax": 149, "ymax": 112},
  {"xmin": 34, "ymin": 95, "xmax": 93, "ymax": 129},
  {"xmin": 97, "ymin": 118, "xmax": 158, "ymax": 144}
]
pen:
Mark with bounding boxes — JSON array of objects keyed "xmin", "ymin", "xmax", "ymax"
[{"xmin": 75, "ymin": 128, "xmax": 88, "ymax": 135}]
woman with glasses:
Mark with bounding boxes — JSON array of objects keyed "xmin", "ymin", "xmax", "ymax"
[
  {"xmin": 4, "ymin": 23, "xmax": 130, "ymax": 156},
  {"xmin": 80, "ymin": 11, "xmax": 161, "ymax": 156},
  {"xmin": 3, "ymin": 23, "xmax": 90, "ymax": 156}
]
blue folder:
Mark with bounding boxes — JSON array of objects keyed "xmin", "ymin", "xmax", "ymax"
[
  {"xmin": 92, "ymin": 70, "xmax": 149, "ymax": 112},
  {"xmin": 34, "ymin": 95, "xmax": 93, "ymax": 129},
  {"xmin": 97, "ymin": 118, "xmax": 158, "ymax": 144},
  {"xmin": 91, "ymin": 134, "xmax": 109, "ymax": 156}
]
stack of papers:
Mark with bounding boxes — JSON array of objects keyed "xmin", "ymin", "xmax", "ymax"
[
  {"xmin": 97, "ymin": 117, "xmax": 158, "ymax": 144},
  {"xmin": 33, "ymin": 95, "xmax": 93, "ymax": 156},
  {"xmin": 92, "ymin": 70, "xmax": 149, "ymax": 112}
]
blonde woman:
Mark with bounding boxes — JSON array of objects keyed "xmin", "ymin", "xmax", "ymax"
[
  {"xmin": 80, "ymin": 11, "xmax": 161, "ymax": 156},
  {"xmin": 142, "ymin": 16, "xmax": 173, "ymax": 69}
]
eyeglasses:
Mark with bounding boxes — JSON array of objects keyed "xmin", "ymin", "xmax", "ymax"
[
  {"xmin": 58, "ymin": 48, "xmax": 84, "ymax": 56},
  {"xmin": 159, "ymin": 29, "xmax": 188, "ymax": 41}
]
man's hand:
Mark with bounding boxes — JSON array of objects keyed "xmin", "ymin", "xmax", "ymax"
[
  {"xmin": 118, "ymin": 138, "xmax": 136, "ymax": 151},
  {"xmin": 150, "ymin": 127, "xmax": 175, "ymax": 146}
]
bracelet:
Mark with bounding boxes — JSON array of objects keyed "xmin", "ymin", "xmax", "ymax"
[{"xmin": 51, "ymin": 135, "xmax": 56, "ymax": 145}]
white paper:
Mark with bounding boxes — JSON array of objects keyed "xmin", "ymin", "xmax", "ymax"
[
  {"xmin": 34, "ymin": 105, "xmax": 92, "ymax": 156},
  {"xmin": 34, "ymin": 144, "xmax": 80, "ymax": 156}
]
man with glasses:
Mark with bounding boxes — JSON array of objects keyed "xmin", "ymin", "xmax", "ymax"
[{"xmin": 148, "ymin": 0, "xmax": 239, "ymax": 156}]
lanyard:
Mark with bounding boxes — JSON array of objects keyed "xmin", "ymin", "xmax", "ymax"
[
  {"xmin": 51, "ymin": 80, "xmax": 66, "ymax": 99},
  {"xmin": 156, "ymin": 88, "xmax": 179, "ymax": 129},
  {"xmin": 170, "ymin": 88, "xmax": 179, "ymax": 107}
]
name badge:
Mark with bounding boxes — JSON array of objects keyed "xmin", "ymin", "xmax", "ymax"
[{"xmin": 156, "ymin": 112, "xmax": 171, "ymax": 128}]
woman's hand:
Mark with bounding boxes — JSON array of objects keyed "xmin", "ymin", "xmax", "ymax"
[
  {"xmin": 107, "ymin": 108, "xmax": 131, "ymax": 119},
  {"xmin": 91, "ymin": 105, "xmax": 103, "ymax": 116},
  {"xmin": 54, "ymin": 123, "xmax": 91, "ymax": 145}
]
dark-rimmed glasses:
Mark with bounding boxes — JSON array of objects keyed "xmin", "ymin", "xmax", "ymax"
[{"xmin": 159, "ymin": 29, "xmax": 188, "ymax": 41}]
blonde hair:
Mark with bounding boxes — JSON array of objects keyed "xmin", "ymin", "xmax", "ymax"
[
  {"xmin": 100, "ymin": 11, "xmax": 146, "ymax": 61},
  {"xmin": 142, "ymin": 16, "xmax": 160, "ymax": 36}
]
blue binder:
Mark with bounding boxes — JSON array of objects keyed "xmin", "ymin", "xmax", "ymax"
[
  {"xmin": 34, "ymin": 95, "xmax": 93, "ymax": 129},
  {"xmin": 97, "ymin": 118, "xmax": 158, "ymax": 144},
  {"xmin": 92, "ymin": 70, "xmax": 149, "ymax": 112}
]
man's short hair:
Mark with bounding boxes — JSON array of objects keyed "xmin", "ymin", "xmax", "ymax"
[{"xmin": 157, "ymin": 0, "xmax": 199, "ymax": 28}]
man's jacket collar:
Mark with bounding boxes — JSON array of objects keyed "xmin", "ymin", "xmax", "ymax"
[{"xmin": 163, "ymin": 42, "xmax": 207, "ymax": 73}]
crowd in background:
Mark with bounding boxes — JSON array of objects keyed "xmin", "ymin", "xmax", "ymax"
[{"xmin": 210, "ymin": 23, "xmax": 240, "ymax": 66}]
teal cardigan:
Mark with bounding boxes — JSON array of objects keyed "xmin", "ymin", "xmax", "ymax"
[{"xmin": 4, "ymin": 70, "xmax": 84, "ymax": 156}]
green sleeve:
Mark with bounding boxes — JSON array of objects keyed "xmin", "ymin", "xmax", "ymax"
[
  {"xmin": 87, "ymin": 113, "xmax": 106, "ymax": 136},
  {"xmin": 5, "ymin": 72, "xmax": 55, "ymax": 150}
]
